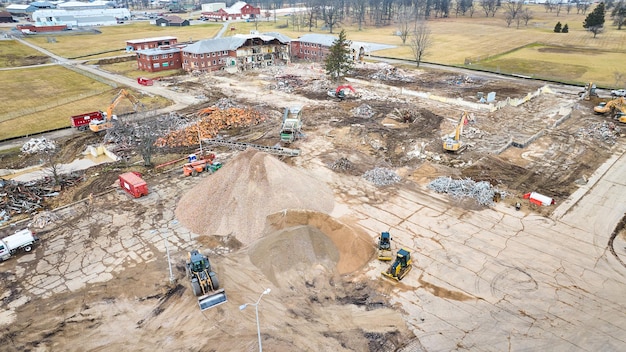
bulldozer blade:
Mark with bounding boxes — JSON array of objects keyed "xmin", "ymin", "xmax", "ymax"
[
  {"xmin": 378, "ymin": 255, "xmax": 393, "ymax": 261},
  {"xmin": 198, "ymin": 289, "xmax": 227, "ymax": 311},
  {"xmin": 381, "ymin": 271, "xmax": 400, "ymax": 282}
]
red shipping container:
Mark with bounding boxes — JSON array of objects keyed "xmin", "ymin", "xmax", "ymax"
[{"xmin": 119, "ymin": 172, "xmax": 149, "ymax": 198}]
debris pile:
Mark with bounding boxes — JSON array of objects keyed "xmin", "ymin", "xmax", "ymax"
[
  {"xmin": 156, "ymin": 107, "xmax": 266, "ymax": 147},
  {"xmin": 369, "ymin": 65, "xmax": 415, "ymax": 82},
  {"xmin": 427, "ymin": 177, "xmax": 505, "ymax": 206},
  {"xmin": 21, "ymin": 137, "xmax": 56, "ymax": 155},
  {"xmin": 274, "ymin": 74, "xmax": 305, "ymax": 92},
  {"xmin": 352, "ymin": 104, "xmax": 375, "ymax": 119},
  {"xmin": 31, "ymin": 211, "xmax": 59, "ymax": 228},
  {"xmin": 393, "ymin": 108, "xmax": 421, "ymax": 123},
  {"xmin": 577, "ymin": 121, "xmax": 621, "ymax": 145},
  {"xmin": 363, "ymin": 167, "xmax": 401, "ymax": 186},
  {"xmin": 212, "ymin": 98, "xmax": 241, "ymax": 110},
  {"xmin": 328, "ymin": 157, "xmax": 354, "ymax": 172}
]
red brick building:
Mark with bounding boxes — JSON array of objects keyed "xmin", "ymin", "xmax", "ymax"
[
  {"xmin": 136, "ymin": 46, "xmax": 184, "ymax": 72},
  {"xmin": 126, "ymin": 36, "xmax": 178, "ymax": 51},
  {"xmin": 291, "ymin": 33, "xmax": 367, "ymax": 62},
  {"xmin": 200, "ymin": 1, "xmax": 260, "ymax": 21}
]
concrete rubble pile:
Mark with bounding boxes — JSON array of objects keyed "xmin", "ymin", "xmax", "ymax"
[
  {"xmin": 352, "ymin": 104, "xmax": 375, "ymax": 118},
  {"xmin": 156, "ymin": 107, "xmax": 266, "ymax": 147},
  {"xmin": 274, "ymin": 74, "xmax": 304, "ymax": 93},
  {"xmin": 21, "ymin": 137, "xmax": 56, "ymax": 155},
  {"xmin": 369, "ymin": 64, "xmax": 415, "ymax": 83},
  {"xmin": 328, "ymin": 157, "xmax": 354, "ymax": 172},
  {"xmin": 31, "ymin": 210, "xmax": 59, "ymax": 229},
  {"xmin": 427, "ymin": 176, "xmax": 505, "ymax": 206},
  {"xmin": 213, "ymin": 98, "xmax": 241, "ymax": 110},
  {"xmin": 363, "ymin": 167, "xmax": 401, "ymax": 186},
  {"xmin": 576, "ymin": 121, "xmax": 621, "ymax": 145}
]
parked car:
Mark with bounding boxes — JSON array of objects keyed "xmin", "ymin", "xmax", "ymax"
[{"xmin": 611, "ymin": 89, "xmax": 626, "ymax": 97}]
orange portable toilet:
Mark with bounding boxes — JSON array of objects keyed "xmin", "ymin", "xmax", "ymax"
[{"xmin": 119, "ymin": 172, "xmax": 149, "ymax": 198}]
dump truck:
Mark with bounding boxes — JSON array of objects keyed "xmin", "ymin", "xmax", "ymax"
[
  {"xmin": 0, "ymin": 228, "xmax": 39, "ymax": 261},
  {"xmin": 186, "ymin": 249, "xmax": 227, "ymax": 311},
  {"xmin": 381, "ymin": 248, "xmax": 412, "ymax": 281},
  {"xmin": 70, "ymin": 111, "xmax": 105, "ymax": 131},
  {"xmin": 280, "ymin": 106, "xmax": 304, "ymax": 144},
  {"xmin": 377, "ymin": 232, "xmax": 393, "ymax": 261}
]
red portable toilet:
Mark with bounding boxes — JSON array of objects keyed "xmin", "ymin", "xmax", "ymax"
[{"xmin": 119, "ymin": 172, "xmax": 149, "ymax": 198}]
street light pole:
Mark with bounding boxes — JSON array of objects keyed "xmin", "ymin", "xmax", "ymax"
[
  {"xmin": 239, "ymin": 288, "xmax": 271, "ymax": 352},
  {"xmin": 163, "ymin": 233, "xmax": 175, "ymax": 284}
]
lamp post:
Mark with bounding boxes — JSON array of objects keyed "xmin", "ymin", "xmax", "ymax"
[{"xmin": 239, "ymin": 288, "xmax": 271, "ymax": 352}]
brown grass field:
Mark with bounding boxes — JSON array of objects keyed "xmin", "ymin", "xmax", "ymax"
[{"xmin": 0, "ymin": 4, "xmax": 624, "ymax": 139}]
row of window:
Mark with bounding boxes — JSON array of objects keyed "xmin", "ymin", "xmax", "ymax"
[
  {"xmin": 138, "ymin": 61, "xmax": 175, "ymax": 69},
  {"xmin": 299, "ymin": 49, "xmax": 324, "ymax": 56},
  {"xmin": 300, "ymin": 42, "xmax": 323, "ymax": 48},
  {"xmin": 183, "ymin": 51, "xmax": 229, "ymax": 58},
  {"xmin": 183, "ymin": 58, "xmax": 228, "ymax": 66}
]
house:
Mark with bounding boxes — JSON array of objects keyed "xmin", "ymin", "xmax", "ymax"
[
  {"xmin": 126, "ymin": 36, "xmax": 178, "ymax": 51},
  {"xmin": 200, "ymin": 1, "xmax": 260, "ymax": 21},
  {"xmin": 155, "ymin": 15, "xmax": 189, "ymax": 27},
  {"xmin": 181, "ymin": 32, "xmax": 289, "ymax": 73},
  {"xmin": 136, "ymin": 45, "xmax": 184, "ymax": 72},
  {"xmin": 291, "ymin": 33, "xmax": 367, "ymax": 62},
  {"xmin": 0, "ymin": 11, "xmax": 16, "ymax": 23}
]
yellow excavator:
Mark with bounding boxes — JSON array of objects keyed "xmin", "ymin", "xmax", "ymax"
[
  {"xmin": 594, "ymin": 97, "xmax": 626, "ymax": 122},
  {"xmin": 443, "ymin": 111, "xmax": 469, "ymax": 153},
  {"xmin": 89, "ymin": 89, "xmax": 143, "ymax": 132},
  {"xmin": 381, "ymin": 248, "xmax": 412, "ymax": 281},
  {"xmin": 579, "ymin": 82, "xmax": 598, "ymax": 101},
  {"xmin": 185, "ymin": 249, "xmax": 227, "ymax": 311}
]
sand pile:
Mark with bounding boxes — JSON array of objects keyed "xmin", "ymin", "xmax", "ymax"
[{"xmin": 175, "ymin": 149, "xmax": 335, "ymax": 244}]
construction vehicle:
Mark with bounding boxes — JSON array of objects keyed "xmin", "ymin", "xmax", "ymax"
[
  {"xmin": 579, "ymin": 82, "xmax": 598, "ymax": 101},
  {"xmin": 280, "ymin": 106, "xmax": 304, "ymax": 144},
  {"xmin": 185, "ymin": 249, "xmax": 227, "ymax": 311},
  {"xmin": 89, "ymin": 89, "xmax": 143, "ymax": 133},
  {"xmin": 183, "ymin": 153, "xmax": 222, "ymax": 177},
  {"xmin": 443, "ymin": 111, "xmax": 469, "ymax": 153},
  {"xmin": 377, "ymin": 232, "xmax": 393, "ymax": 261},
  {"xmin": 0, "ymin": 228, "xmax": 39, "ymax": 261},
  {"xmin": 328, "ymin": 85, "xmax": 358, "ymax": 101},
  {"xmin": 381, "ymin": 248, "xmax": 412, "ymax": 281},
  {"xmin": 593, "ymin": 97, "xmax": 626, "ymax": 121},
  {"xmin": 70, "ymin": 111, "xmax": 105, "ymax": 131}
]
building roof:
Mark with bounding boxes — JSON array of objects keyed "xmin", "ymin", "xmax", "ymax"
[
  {"xmin": 183, "ymin": 37, "xmax": 246, "ymax": 54},
  {"xmin": 57, "ymin": 1, "xmax": 104, "ymax": 8},
  {"xmin": 126, "ymin": 36, "xmax": 177, "ymax": 44},
  {"xmin": 136, "ymin": 46, "xmax": 181, "ymax": 55},
  {"xmin": 263, "ymin": 32, "xmax": 291, "ymax": 43},
  {"xmin": 31, "ymin": 1, "xmax": 56, "ymax": 7},
  {"xmin": 295, "ymin": 33, "xmax": 338, "ymax": 47},
  {"xmin": 233, "ymin": 33, "xmax": 289, "ymax": 44},
  {"xmin": 0, "ymin": 11, "xmax": 13, "ymax": 17},
  {"xmin": 6, "ymin": 4, "xmax": 32, "ymax": 10},
  {"xmin": 160, "ymin": 15, "xmax": 187, "ymax": 24}
]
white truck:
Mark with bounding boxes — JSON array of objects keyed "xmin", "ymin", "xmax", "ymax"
[{"xmin": 0, "ymin": 228, "xmax": 39, "ymax": 261}]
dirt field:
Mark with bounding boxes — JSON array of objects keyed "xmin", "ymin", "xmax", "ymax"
[{"xmin": 1, "ymin": 62, "xmax": 625, "ymax": 351}]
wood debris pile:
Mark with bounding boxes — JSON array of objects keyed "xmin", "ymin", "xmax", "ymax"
[{"xmin": 156, "ymin": 107, "xmax": 266, "ymax": 147}]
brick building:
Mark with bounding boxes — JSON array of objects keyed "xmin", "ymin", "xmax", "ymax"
[
  {"xmin": 181, "ymin": 33, "xmax": 289, "ymax": 73},
  {"xmin": 291, "ymin": 33, "xmax": 367, "ymax": 62},
  {"xmin": 135, "ymin": 46, "xmax": 183, "ymax": 72},
  {"xmin": 126, "ymin": 36, "xmax": 178, "ymax": 51},
  {"xmin": 200, "ymin": 1, "xmax": 260, "ymax": 21}
]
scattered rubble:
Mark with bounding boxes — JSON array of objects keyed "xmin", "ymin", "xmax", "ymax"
[
  {"xmin": 427, "ymin": 176, "xmax": 505, "ymax": 206},
  {"xmin": 363, "ymin": 167, "xmax": 401, "ymax": 186},
  {"xmin": 369, "ymin": 64, "xmax": 415, "ymax": 82},
  {"xmin": 352, "ymin": 104, "xmax": 375, "ymax": 119},
  {"xmin": 328, "ymin": 157, "xmax": 354, "ymax": 172},
  {"xmin": 577, "ymin": 121, "xmax": 621, "ymax": 145},
  {"xmin": 274, "ymin": 74, "xmax": 305, "ymax": 93},
  {"xmin": 21, "ymin": 137, "xmax": 56, "ymax": 155},
  {"xmin": 31, "ymin": 211, "xmax": 59, "ymax": 229},
  {"xmin": 212, "ymin": 98, "xmax": 241, "ymax": 110}
]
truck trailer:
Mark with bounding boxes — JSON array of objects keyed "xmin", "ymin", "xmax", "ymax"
[
  {"xmin": 70, "ymin": 111, "xmax": 106, "ymax": 131},
  {"xmin": 0, "ymin": 228, "xmax": 39, "ymax": 261}
]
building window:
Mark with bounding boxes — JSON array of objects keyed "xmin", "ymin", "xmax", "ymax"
[
  {"xmin": 161, "ymin": 54, "xmax": 167, "ymax": 59},
  {"xmin": 153, "ymin": 63, "xmax": 160, "ymax": 68},
  {"xmin": 152, "ymin": 55, "xmax": 158, "ymax": 60},
  {"xmin": 213, "ymin": 60, "xmax": 216, "ymax": 65},
  {"xmin": 169, "ymin": 53, "xmax": 173, "ymax": 58},
  {"xmin": 200, "ymin": 54, "xmax": 204, "ymax": 58},
  {"xmin": 212, "ymin": 52, "xmax": 216, "ymax": 57}
]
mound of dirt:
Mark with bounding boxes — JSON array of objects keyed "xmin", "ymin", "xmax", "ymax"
[{"xmin": 175, "ymin": 149, "xmax": 335, "ymax": 244}]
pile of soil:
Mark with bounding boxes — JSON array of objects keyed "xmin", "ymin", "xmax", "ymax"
[{"xmin": 175, "ymin": 149, "xmax": 335, "ymax": 244}]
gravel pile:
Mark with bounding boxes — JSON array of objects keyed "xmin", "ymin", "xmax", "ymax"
[
  {"xmin": 352, "ymin": 104, "xmax": 375, "ymax": 118},
  {"xmin": 328, "ymin": 157, "xmax": 354, "ymax": 172},
  {"xmin": 212, "ymin": 98, "xmax": 241, "ymax": 110},
  {"xmin": 175, "ymin": 149, "xmax": 335, "ymax": 245},
  {"xmin": 427, "ymin": 176, "xmax": 504, "ymax": 206},
  {"xmin": 363, "ymin": 167, "xmax": 401, "ymax": 186},
  {"xmin": 21, "ymin": 137, "xmax": 56, "ymax": 154}
]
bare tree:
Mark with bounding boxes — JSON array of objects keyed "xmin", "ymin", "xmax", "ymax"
[
  {"xmin": 480, "ymin": 0, "xmax": 499, "ymax": 17},
  {"xmin": 505, "ymin": 14, "xmax": 514, "ymax": 27},
  {"xmin": 566, "ymin": 2, "xmax": 573, "ymax": 14},
  {"xmin": 503, "ymin": 2, "xmax": 524, "ymax": 23},
  {"xmin": 353, "ymin": 0, "xmax": 366, "ymax": 30},
  {"xmin": 521, "ymin": 8, "xmax": 533, "ymax": 26},
  {"xmin": 397, "ymin": 13, "xmax": 412, "ymax": 44},
  {"xmin": 555, "ymin": 2, "xmax": 563, "ymax": 16},
  {"xmin": 409, "ymin": 21, "xmax": 432, "ymax": 67},
  {"xmin": 320, "ymin": 0, "xmax": 341, "ymax": 33},
  {"xmin": 42, "ymin": 149, "xmax": 64, "ymax": 190},
  {"xmin": 577, "ymin": 1, "xmax": 591, "ymax": 14}
]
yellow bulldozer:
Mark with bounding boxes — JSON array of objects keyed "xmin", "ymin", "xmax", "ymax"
[
  {"xmin": 185, "ymin": 249, "xmax": 227, "ymax": 311},
  {"xmin": 594, "ymin": 97, "xmax": 626, "ymax": 122},
  {"xmin": 381, "ymin": 248, "xmax": 412, "ymax": 281}
]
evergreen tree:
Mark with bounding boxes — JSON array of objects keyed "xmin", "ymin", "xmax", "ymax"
[
  {"xmin": 554, "ymin": 21, "xmax": 562, "ymax": 32},
  {"xmin": 583, "ymin": 2, "xmax": 606, "ymax": 37},
  {"xmin": 324, "ymin": 29, "xmax": 354, "ymax": 81},
  {"xmin": 562, "ymin": 23, "xmax": 569, "ymax": 33}
]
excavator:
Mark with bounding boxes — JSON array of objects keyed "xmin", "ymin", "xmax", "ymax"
[
  {"xmin": 579, "ymin": 82, "xmax": 598, "ymax": 101},
  {"xmin": 377, "ymin": 232, "xmax": 393, "ymax": 261},
  {"xmin": 185, "ymin": 249, "xmax": 227, "ymax": 311},
  {"xmin": 594, "ymin": 97, "xmax": 626, "ymax": 122},
  {"xmin": 89, "ymin": 89, "xmax": 143, "ymax": 132},
  {"xmin": 328, "ymin": 85, "xmax": 358, "ymax": 101},
  {"xmin": 442, "ymin": 111, "xmax": 469, "ymax": 153},
  {"xmin": 381, "ymin": 248, "xmax": 412, "ymax": 281}
]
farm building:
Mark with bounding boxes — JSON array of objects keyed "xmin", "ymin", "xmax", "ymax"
[
  {"xmin": 5, "ymin": 4, "xmax": 36, "ymax": 16},
  {"xmin": 201, "ymin": 2, "xmax": 226, "ymax": 12},
  {"xmin": 126, "ymin": 36, "xmax": 178, "ymax": 51},
  {"xmin": 181, "ymin": 33, "xmax": 289, "ymax": 73},
  {"xmin": 290, "ymin": 33, "xmax": 367, "ymax": 62},
  {"xmin": 31, "ymin": 8, "xmax": 131, "ymax": 27},
  {"xmin": 136, "ymin": 45, "xmax": 184, "ymax": 72},
  {"xmin": 57, "ymin": 1, "xmax": 110, "ymax": 10},
  {"xmin": 155, "ymin": 15, "xmax": 189, "ymax": 27},
  {"xmin": 0, "ymin": 11, "xmax": 16, "ymax": 23},
  {"xmin": 200, "ymin": 1, "xmax": 260, "ymax": 21}
]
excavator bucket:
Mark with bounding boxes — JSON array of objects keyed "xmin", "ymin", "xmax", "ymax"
[{"xmin": 198, "ymin": 288, "xmax": 227, "ymax": 311}]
